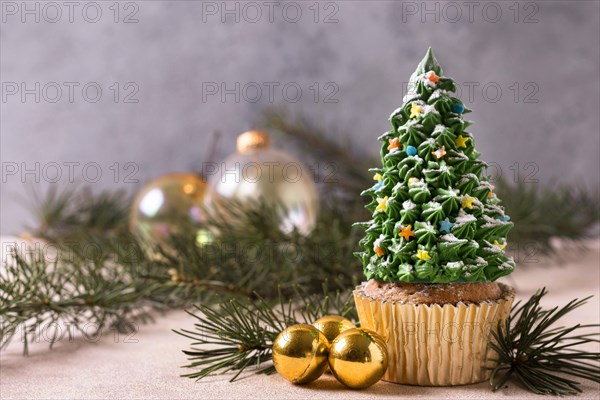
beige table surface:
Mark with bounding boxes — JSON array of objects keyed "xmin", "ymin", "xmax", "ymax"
[{"xmin": 2, "ymin": 240, "xmax": 599, "ymax": 400}]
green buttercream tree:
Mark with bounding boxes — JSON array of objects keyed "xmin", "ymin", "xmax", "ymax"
[{"xmin": 355, "ymin": 48, "xmax": 515, "ymax": 283}]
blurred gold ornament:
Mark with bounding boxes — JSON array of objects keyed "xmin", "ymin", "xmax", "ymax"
[
  {"xmin": 272, "ymin": 324, "xmax": 329, "ymax": 384},
  {"xmin": 328, "ymin": 328, "xmax": 388, "ymax": 389},
  {"xmin": 130, "ymin": 173, "xmax": 210, "ymax": 256},
  {"xmin": 206, "ymin": 130, "xmax": 318, "ymax": 235},
  {"xmin": 312, "ymin": 315, "xmax": 356, "ymax": 344},
  {"xmin": 236, "ymin": 130, "xmax": 271, "ymax": 153}
]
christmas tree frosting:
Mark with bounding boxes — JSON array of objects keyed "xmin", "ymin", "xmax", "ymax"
[{"xmin": 355, "ymin": 48, "xmax": 515, "ymax": 283}]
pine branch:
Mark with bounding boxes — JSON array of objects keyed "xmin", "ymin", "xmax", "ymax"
[
  {"xmin": 489, "ymin": 288, "xmax": 600, "ymax": 395},
  {"xmin": 0, "ymin": 249, "xmax": 161, "ymax": 354},
  {"xmin": 495, "ymin": 179, "xmax": 599, "ymax": 255},
  {"xmin": 175, "ymin": 284, "xmax": 357, "ymax": 382},
  {"xmin": 23, "ymin": 185, "xmax": 131, "ymax": 242},
  {"xmin": 2, "ymin": 186, "xmax": 363, "ymax": 353}
]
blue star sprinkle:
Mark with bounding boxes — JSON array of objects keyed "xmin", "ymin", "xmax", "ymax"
[{"xmin": 439, "ymin": 218, "xmax": 454, "ymax": 233}]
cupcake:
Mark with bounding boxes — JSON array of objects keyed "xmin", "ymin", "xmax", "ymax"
[{"xmin": 353, "ymin": 48, "xmax": 516, "ymax": 386}]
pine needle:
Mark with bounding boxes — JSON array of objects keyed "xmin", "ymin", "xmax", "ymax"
[{"xmin": 489, "ymin": 288, "xmax": 600, "ymax": 395}]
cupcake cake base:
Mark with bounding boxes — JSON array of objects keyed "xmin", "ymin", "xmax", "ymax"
[{"xmin": 353, "ymin": 281, "xmax": 515, "ymax": 386}]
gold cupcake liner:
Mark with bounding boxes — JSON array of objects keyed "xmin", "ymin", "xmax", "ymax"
[{"xmin": 353, "ymin": 283, "xmax": 515, "ymax": 386}]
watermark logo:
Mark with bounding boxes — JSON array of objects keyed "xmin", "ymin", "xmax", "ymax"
[
  {"xmin": 200, "ymin": 1, "xmax": 339, "ymax": 24},
  {"xmin": 486, "ymin": 161, "xmax": 539, "ymax": 185},
  {"xmin": 200, "ymin": 161, "xmax": 338, "ymax": 184},
  {"xmin": 1, "ymin": 82, "xmax": 140, "ymax": 104},
  {"xmin": 1, "ymin": 161, "xmax": 139, "ymax": 184},
  {"xmin": 201, "ymin": 81, "xmax": 339, "ymax": 104},
  {"xmin": 1, "ymin": 1, "xmax": 140, "ymax": 23},
  {"xmin": 400, "ymin": 1, "xmax": 539, "ymax": 24},
  {"xmin": 402, "ymin": 81, "xmax": 540, "ymax": 104},
  {"xmin": 5, "ymin": 321, "xmax": 139, "ymax": 344}
]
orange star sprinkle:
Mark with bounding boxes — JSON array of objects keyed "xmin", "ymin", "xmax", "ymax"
[
  {"xmin": 399, "ymin": 225, "xmax": 415, "ymax": 241},
  {"xmin": 427, "ymin": 71, "xmax": 440, "ymax": 84},
  {"xmin": 388, "ymin": 138, "xmax": 401, "ymax": 151},
  {"xmin": 374, "ymin": 246, "xmax": 384, "ymax": 257},
  {"xmin": 432, "ymin": 145, "xmax": 447, "ymax": 159}
]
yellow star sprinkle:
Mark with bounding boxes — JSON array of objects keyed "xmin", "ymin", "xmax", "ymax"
[
  {"xmin": 432, "ymin": 145, "xmax": 447, "ymax": 159},
  {"xmin": 408, "ymin": 177, "xmax": 420, "ymax": 185},
  {"xmin": 399, "ymin": 225, "xmax": 415, "ymax": 241},
  {"xmin": 416, "ymin": 249, "xmax": 431, "ymax": 261},
  {"xmin": 493, "ymin": 240, "xmax": 506, "ymax": 250},
  {"xmin": 373, "ymin": 173, "xmax": 382, "ymax": 181},
  {"xmin": 375, "ymin": 196, "xmax": 389, "ymax": 213},
  {"xmin": 410, "ymin": 103, "xmax": 422, "ymax": 119},
  {"xmin": 461, "ymin": 195, "xmax": 475, "ymax": 209},
  {"xmin": 455, "ymin": 135, "xmax": 469, "ymax": 148}
]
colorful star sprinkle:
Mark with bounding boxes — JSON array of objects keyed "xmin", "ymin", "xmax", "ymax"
[
  {"xmin": 416, "ymin": 249, "xmax": 431, "ymax": 261},
  {"xmin": 427, "ymin": 71, "xmax": 440, "ymax": 84},
  {"xmin": 455, "ymin": 135, "xmax": 469, "ymax": 148},
  {"xmin": 373, "ymin": 173, "xmax": 383, "ymax": 181},
  {"xmin": 410, "ymin": 103, "xmax": 422, "ymax": 119},
  {"xmin": 499, "ymin": 216, "xmax": 511, "ymax": 222},
  {"xmin": 432, "ymin": 145, "xmax": 447, "ymax": 159},
  {"xmin": 376, "ymin": 196, "xmax": 389, "ymax": 213},
  {"xmin": 373, "ymin": 181, "xmax": 384, "ymax": 191},
  {"xmin": 461, "ymin": 195, "xmax": 475, "ymax": 209},
  {"xmin": 408, "ymin": 177, "xmax": 421, "ymax": 185},
  {"xmin": 388, "ymin": 138, "xmax": 401, "ymax": 151},
  {"xmin": 374, "ymin": 235, "xmax": 386, "ymax": 257},
  {"xmin": 439, "ymin": 218, "xmax": 454, "ymax": 233},
  {"xmin": 398, "ymin": 225, "xmax": 415, "ymax": 241},
  {"xmin": 493, "ymin": 240, "xmax": 506, "ymax": 250}
]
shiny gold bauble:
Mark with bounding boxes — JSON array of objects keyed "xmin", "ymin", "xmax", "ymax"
[
  {"xmin": 130, "ymin": 173, "xmax": 210, "ymax": 255},
  {"xmin": 312, "ymin": 315, "xmax": 356, "ymax": 344},
  {"xmin": 272, "ymin": 324, "xmax": 329, "ymax": 384},
  {"xmin": 236, "ymin": 130, "xmax": 271, "ymax": 153},
  {"xmin": 328, "ymin": 328, "xmax": 388, "ymax": 389},
  {"xmin": 206, "ymin": 130, "xmax": 318, "ymax": 235}
]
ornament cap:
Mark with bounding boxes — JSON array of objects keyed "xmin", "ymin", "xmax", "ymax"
[{"xmin": 236, "ymin": 130, "xmax": 271, "ymax": 153}]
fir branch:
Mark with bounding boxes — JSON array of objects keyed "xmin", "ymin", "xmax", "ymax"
[
  {"xmin": 495, "ymin": 180, "xmax": 599, "ymax": 255},
  {"xmin": 24, "ymin": 185, "xmax": 131, "ymax": 242},
  {"xmin": 175, "ymin": 284, "xmax": 357, "ymax": 382},
  {"xmin": 0, "ymin": 249, "xmax": 161, "ymax": 354},
  {"xmin": 2, "ymin": 186, "xmax": 363, "ymax": 353},
  {"xmin": 489, "ymin": 288, "xmax": 600, "ymax": 395}
]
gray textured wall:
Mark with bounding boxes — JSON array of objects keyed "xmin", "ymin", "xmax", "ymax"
[{"xmin": 1, "ymin": 1, "xmax": 599, "ymax": 235}]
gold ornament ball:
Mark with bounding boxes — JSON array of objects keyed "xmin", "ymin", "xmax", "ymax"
[
  {"xmin": 205, "ymin": 130, "xmax": 319, "ymax": 235},
  {"xmin": 312, "ymin": 315, "xmax": 356, "ymax": 344},
  {"xmin": 130, "ymin": 173, "xmax": 210, "ymax": 255},
  {"xmin": 272, "ymin": 324, "xmax": 329, "ymax": 384},
  {"xmin": 328, "ymin": 328, "xmax": 388, "ymax": 389}
]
